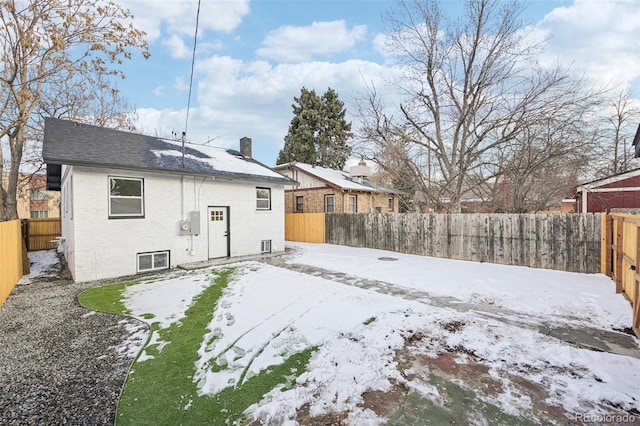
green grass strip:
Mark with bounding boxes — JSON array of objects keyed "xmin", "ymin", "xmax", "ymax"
[
  {"xmin": 82, "ymin": 268, "xmax": 314, "ymax": 425},
  {"xmin": 78, "ymin": 280, "xmax": 141, "ymax": 314}
]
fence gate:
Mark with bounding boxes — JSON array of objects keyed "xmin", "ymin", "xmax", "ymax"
[
  {"xmin": 285, "ymin": 213, "xmax": 325, "ymax": 243},
  {"xmin": 603, "ymin": 214, "xmax": 640, "ymax": 338},
  {"xmin": 24, "ymin": 218, "xmax": 61, "ymax": 251}
]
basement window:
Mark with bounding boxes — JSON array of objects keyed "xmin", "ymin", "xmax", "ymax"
[
  {"xmin": 261, "ymin": 240, "xmax": 271, "ymax": 253},
  {"xmin": 137, "ymin": 251, "xmax": 169, "ymax": 273}
]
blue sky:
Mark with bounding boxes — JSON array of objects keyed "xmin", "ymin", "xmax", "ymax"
[{"xmin": 114, "ymin": 0, "xmax": 640, "ymax": 166}]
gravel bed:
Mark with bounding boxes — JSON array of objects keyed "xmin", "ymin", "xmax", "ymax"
[{"xmin": 0, "ymin": 261, "xmax": 147, "ymax": 425}]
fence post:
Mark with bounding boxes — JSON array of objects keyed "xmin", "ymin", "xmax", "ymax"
[
  {"xmin": 20, "ymin": 219, "xmax": 28, "ymax": 251},
  {"xmin": 601, "ymin": 214, "xmax": 613, "ymax": 276},
  {"xmin": 615, "ymin": 216, "xmax": 623, "ymax": 293},
  {"xmin": 634, "ymin": 225, "xmax": 640, "ymax": 337},
  {"xmin": 20, "ymin": 220, "xmax": 30, "ymax": 274}
]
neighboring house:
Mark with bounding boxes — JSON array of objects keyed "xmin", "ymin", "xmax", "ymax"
[
  {"xmin": 43, "ymin": 118, "xmax": 295, "ymax": 282},
  {"xmin": 1, "ymin": 172, "xmax": 60, "ymax": 218},
  {"xmin": 575, "ymin": 168, "xmax": 640, "ymax": 213},
  {"xmin": 560, "ymin": 198, "xmax": 576, "ymax": 214},
  {"xmin": 274, "ymin": 161, "xmax": 398, "ymax": 214}
]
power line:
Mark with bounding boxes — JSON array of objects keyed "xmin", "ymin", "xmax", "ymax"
[
  {"xmin": 184, "ymin": 0, "xmax": 201, "ymax": 140},
  {"xmin": 182, "ymin": 0, "xmax": 201, "ymax": 167}
]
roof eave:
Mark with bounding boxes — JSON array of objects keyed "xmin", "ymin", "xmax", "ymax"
[
  {"xmin": 577, "ymin": 168, "xmax": 640, "ymax": 190},
  {"xmin": 44, "ymin": 158, "xmax": 297, "ymax": 186},
  {"xmin": 285, "ymin": 164, "xmax": 343, "ymax": 190}
]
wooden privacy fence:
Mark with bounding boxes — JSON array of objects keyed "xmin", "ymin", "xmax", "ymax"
[
  {"xmin": 285, "ymin": 213, "xmax": 325, "ymax": 243},
  {"xmin": 325, "ymin": 213, "xmax": 601, "ymax": 273},
  {"xmin": 0, "ymin": 220, "xmax": 24, "ymax": 308},
  {"xmin": 24, "ymin": 218, "xmax": 61, "ymax": 251},
  {"xmin": 602, "ymin": 214, "xmax": 640, "ymax": 338}
]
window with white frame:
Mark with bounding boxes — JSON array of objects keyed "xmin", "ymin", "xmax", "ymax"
[
  {"xmin": 256, "ymin": 187, "xmax": 271, "ymax": 210},
  {"xmin": 109, "ymin": 177, "xmax": 144, "ymax": 218},
  {"xmin": 30, "ymin": 210, "xmax": 48, "ymax": 218},
  {"xmin": 296, "ymin": 196, "xmax": 304, "ymax": 212},
  {"xmin": 30, "ymin": 189, "xmax": 48, "ymax": 200},
  {"xmin": 348, "ymin": 195, "xmax": 357, "ymax": 213},
  {"xmin": 261, "ymin": 239, "xmax": 271, "ymax": 253},
  {"xmin": 388, "ymin": 197, "xmax": 394, "ymax": 212},
  {"xmin": 137, "ymin": 251, "xmax": 169, "ymax": 272},
  {"xmin": 325, "ymin": 195, "xmax": 335, "ymax": 213}
]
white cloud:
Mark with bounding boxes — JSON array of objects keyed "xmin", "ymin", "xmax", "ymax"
[
  {"xmin": 121, "ymin": 0, "xmax": 250, "ymax": 41},
  {"xmin": 372, "ymin": 33, "xmax": 389, "ymax": 57},
  {"xmin": 174, "ymin": 76, "xmax": 189, "ymax": 92},
  {"xmin": 199, "ymin": 40, "xmax": 225, "ymax": 54},
  {"xmin": 133, "ymin": 56, "xmax": 393, "ymax": 165},
  {"xmin": 153, "ymin": 86, "xmax": 163, "ymax": 97},
  {"xmin": 163, "ymin": 34, "xmax": 190, "ymax": 59},
  {"xmin": 256, "ymin": 20, "xmax": 367, "ymax": 62},
  {"xmin": 534, "ymin": 0, "xmax": 640, "ymax": 90}
]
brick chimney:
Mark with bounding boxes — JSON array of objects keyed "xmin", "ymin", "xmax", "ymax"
[
  {"xmin": 240, "ymin": 137, "xmax": 252, "ymax": 158},
  {"xmin": 349, "ymin": 159, "xmax": 371, "ymax": 184}
]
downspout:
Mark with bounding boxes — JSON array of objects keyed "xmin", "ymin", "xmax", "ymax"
[
  {"xmin": 581, "ymin": 188, "xmax": 588, "ymax": 213},
  {"xmin": 181, "ymin": 175, "xmax": 185, "ymax": 220}
]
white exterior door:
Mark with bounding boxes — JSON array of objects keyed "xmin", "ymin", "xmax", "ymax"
[{"xmin": 208, "ymin": 207, "xmax": 229, "ymax": 258}]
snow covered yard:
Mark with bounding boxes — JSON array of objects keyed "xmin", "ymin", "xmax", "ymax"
[
  {"xmin": 18, "ymin": 249, "xmax": 63, "ymax": 284},
  {"xmin": 97, "ymin": 242, "xmax": 640, "ymax": 425}
]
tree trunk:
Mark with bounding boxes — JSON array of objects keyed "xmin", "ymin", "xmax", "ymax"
[{"xmin": 4, "ymin": 129, "xmax": 25, "ymax": 221}]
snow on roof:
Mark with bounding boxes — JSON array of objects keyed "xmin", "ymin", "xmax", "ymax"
[
  {"xmin": 152, "ymin": 139, "xmax": 285, "ymax": 180},
  {"xmin": 283, "ymin": 162, "xmax": 393, "ymax": 193},
  {"xmin": 43, "ymin": 118, "xmax": 293, "ymax": 185}
]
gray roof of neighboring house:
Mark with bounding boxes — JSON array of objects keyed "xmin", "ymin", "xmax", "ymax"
[
  {"xmin": 43, "ymin": 118, "xmax": 295, "ymax": 190},
  {"xmin": 274, "ymin": 162, "xmax": 397, "ymax": 194}
]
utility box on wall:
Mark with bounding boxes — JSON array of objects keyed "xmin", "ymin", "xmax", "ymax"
[
  {"xmin": 179, "ymin": 220, "xmax": 191, "ymax": 235},
  {"xmin": 189, "ymin": 211, "xmax": 200, "ymax": 235}
]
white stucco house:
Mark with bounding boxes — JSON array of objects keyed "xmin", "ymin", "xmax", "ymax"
[{"xmin": 43, "ymin": 118, "xmax": 296, "ymax": 282}]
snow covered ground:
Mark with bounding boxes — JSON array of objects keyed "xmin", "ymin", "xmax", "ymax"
[
  {"xmin": 118, "ymin": 242, "xmax": 640, "ymax": 424},
  {"xmin": 289, "ymin": 243, "xmax": 631, "ymax": 330},
  {"xmin": 18, "ymin": 250, "xmax": 61, "ymax": 284}
]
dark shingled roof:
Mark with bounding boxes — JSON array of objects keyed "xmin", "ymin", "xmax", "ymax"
[
  {"xmin": 633, "ymin": 123, "xmax": 640, "ymax": 158},
  {"xmin": 43, "ymin": 118, "xmax": 295, "ymax": 190}
]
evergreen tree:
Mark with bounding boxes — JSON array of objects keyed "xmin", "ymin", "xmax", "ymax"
[
  {"xmin": 318, "ymin": 88, "xmax": 352, "ymax": 169},
  {"xmin": 277, "ymin": 88, "xmax": 322, "ymax": 165},
  {"xmin": 277, "ymin": 87, "xmax": 352, "ymax": 169}
]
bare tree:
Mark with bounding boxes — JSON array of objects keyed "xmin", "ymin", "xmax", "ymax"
[
  {"xmin": 0, "ymin": 0, "xmax": 149, "ymax": 221},
  {"xmin": 354, "ymin": 85, "xmax": 429, "ymax": 212},
  {"xmin": 357, "ymin": 0, "xmax": 598, "ymax": 212},
  {"xmin": 20, "ymin": 73, "xmax": 139, "ymax": 173},
  {"xmin": 600, "ymin": 90, "xmax": 640, "ymax": 175}
]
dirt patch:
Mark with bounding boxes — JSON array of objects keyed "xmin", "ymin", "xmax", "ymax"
[
  {"xmin": 442, "ymin": 320, "xmax": 466, "ymax": 333},
  {"xmin": 287, "ymin": 382, "xmax": 410, "ymax": 425},
  {"xmin": 359, "ymin": 381, "xmax": 410, "ymax": 419},
  {"xmin": 396, "ymin": 332, "xmax": 567, "ymax": 424},
  {"xmin": 294, "ymin": 404, "xmax": 349, "ymax": 425}
]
